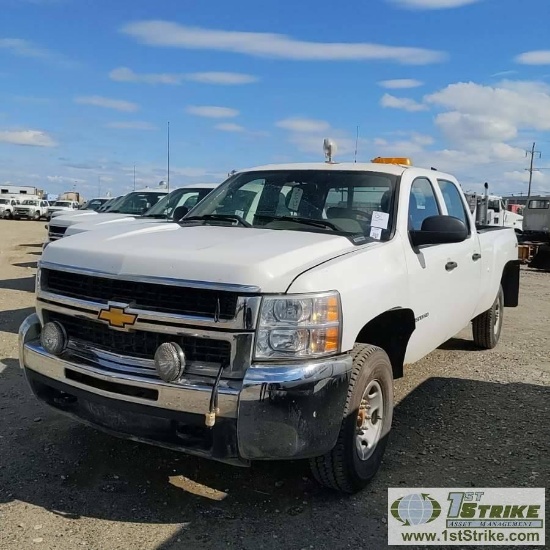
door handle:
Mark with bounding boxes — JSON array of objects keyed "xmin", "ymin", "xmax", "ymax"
[
  {"xmin": 472, "ymin": 253, "xmax": 482, "ymax": 261},
  {"xmin": 445, "ymin": 261, "xmax": 458, "ymax": 272}
]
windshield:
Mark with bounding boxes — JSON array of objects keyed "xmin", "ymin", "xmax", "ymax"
[
  {"xmin": 186, "ymin": 170, "xmax": 398, "ymax": 241},
  {"xmin": 22, "ymin": 200, "xmax": 38, "ymax": 205},
  {"xmin": 143, "ymin": 187, "xmax": 215, "ymax": 218},
  {"xmin": 81, "ymin": 198, "xmax": 108, "ymax": 211},
  {"xmin": 0, "ymin": 199, "xmax": 8, "ymax": 204},
  {"xmin": 108, "ymin": 191, "xmax": 166, "ymax": 215},
  {"xmin": 54, "ymin": 201, "xmax": 71, "ymax": 207}
]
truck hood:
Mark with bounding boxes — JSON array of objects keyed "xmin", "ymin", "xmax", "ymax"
[
  {"xmin": 66, "ymin": 216, "xmax": 166, "ymax": 236},
  {"xmin": 43, "ymin": 224, "xmax": 358, "ymax": 293},
  {"xmin": 51, "ymin": 212, "xmax": 135, "ymax": 228}
]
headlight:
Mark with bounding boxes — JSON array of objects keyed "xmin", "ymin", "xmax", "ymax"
[{"xmin": 255, "ymin": 292, "xmax": 341, "ymax": 359}]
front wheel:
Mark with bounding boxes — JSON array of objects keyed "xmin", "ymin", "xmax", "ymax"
[
  {"xmin": 309, "ymin": 344, "xmax": 394, "ymax": 493},
  {"xmin": 472, "ymin": 285, "xmax": 504, "ymax": 349}
]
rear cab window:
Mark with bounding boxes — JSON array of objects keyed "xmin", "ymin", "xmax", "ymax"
[{"xmin": 437, "ymin": 179, "xmax": 471, "ymax": 234}]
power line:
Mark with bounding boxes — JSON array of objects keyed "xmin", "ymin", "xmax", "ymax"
[{"xmin": 525, "ymin": 142, "xmax": 542, "ymax": 198}]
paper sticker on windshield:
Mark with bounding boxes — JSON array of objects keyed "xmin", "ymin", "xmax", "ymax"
[
  {"xmin": 371, "ymin": 211, "xmax": 389, "ymax": 229},
  {"xmin": 287, "ymin": 188, "xmax": 303, "ymax": 211},
  {"xmin": 370, "ymin": 227, "xmax": 382, "ymax": 240},
  {"xmin": 235, "ymin": 210, "xmax": 245, "ymax": 218}
]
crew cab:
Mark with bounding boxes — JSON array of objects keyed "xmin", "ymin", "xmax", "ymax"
[
  {"xmin": 63, "ymin": 184, "xmax": 219, "ymax": 238},
  {"xmin": 46, "ymin": 189, "xmax": 168, "ymax": 242},
  {"xmin": 13, "ymin": 198, "xmax": 50, "ymax": 220},
  {"xmin": 19, "ymin": 148, "xmax": 520, "ymax": 493},
  {"xmin": 0, "ymin": 197, "xmax": 20, "ymax": 219}
]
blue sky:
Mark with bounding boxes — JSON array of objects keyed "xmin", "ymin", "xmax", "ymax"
[{"xmin": 1, "ymin": 0, "xmax": 550, "ymax": 198}]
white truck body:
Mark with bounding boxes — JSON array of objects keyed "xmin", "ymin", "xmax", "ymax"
[
  {"xmin": 47, "ymin": 200, "xmax": 80, "ymax": 218},
  {"xmin": 13, "ymin": 198, "xmax": 50, "ymax": 220},
  {"xmin": 55, "ymin": 184, "xmax": 218, "ymax": 240},
  {"xmin": 46, "ymin": 189, "xmax": 170, "ymax": 242},
  {"xmin": 0, "ymin": 197, "xmax": 21, "ymax": 218},
  {"xmin": 19, "ymin": 158, "xmax": 520, "ymax": 492}
]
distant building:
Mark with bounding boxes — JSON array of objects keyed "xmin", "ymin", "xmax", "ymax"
[{"xmin": 0, "ymin": 185, "xmax": 44, "ymax": 197}]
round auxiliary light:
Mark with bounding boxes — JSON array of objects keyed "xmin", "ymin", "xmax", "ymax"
[
  {"xmin": 154, "ymin": 342, "xmax": 186, "ymax": 383},
  {"xmin": 41, "ymin": 321, "xmax": 67, "ymax": 356}
]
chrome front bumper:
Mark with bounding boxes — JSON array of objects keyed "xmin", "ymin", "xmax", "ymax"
[{"xmin": 19, "ymin": 314, "xmax": 352, "ymax": 463}]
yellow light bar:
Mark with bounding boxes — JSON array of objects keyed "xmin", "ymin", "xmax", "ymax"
[{"xmin": 371, "ymin": 156, "xmax": 412, "ymax": 166}]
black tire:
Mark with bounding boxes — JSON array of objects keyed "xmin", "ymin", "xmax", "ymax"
[
  {"xmin": 309, "ymin": 344, "xmax": 394, "ymax": 493},
  {"xmin": 33, "ymin": 211, "xmax": 40, "ymax": 221},
  {"xmin": 472, "ymin": 285, "xmax": 504, "ymax": 349}
]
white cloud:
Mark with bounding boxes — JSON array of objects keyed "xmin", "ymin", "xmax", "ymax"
[
  {"xmin": 0, "ymin": 129, "xmax": 57, "ymax": 147},
  {"xmin": 186, "ymin": 72, "xmax": 258, "ymax": 85},
  {"xmin": 389, "ymin": 0, "xmax": 482, "ymax": 9},
  {"xmin": 106, "ymin": 121, "xmax": 157, "ymax": 130},
  {"xmin": 0, "ymin": 38, "xmax": 75, "ymax": 67},
  {"xmin": 74, "ymin": 96, "xmax": 139, "ymax": 112},
  {"xmin": 380, "ymin": 93, "xmax": 428, "ymax": 112},
  {"xmin": 425, "ymin": 80, "xmax": 550, "ymax": 131},
  {"xmin": 514, "ymin": 50, "xmax": 550, "ymax": 65},
  {"xmin": 109, "ymin": 67, "xmax": 258, "ymax": 86},
  {"xmin": 121, "ymin": 21, "xmax": 447, "ymax": 65},
  {"xmin": 435, "ymin": 112, "xmax": 518, "ymax": 145},
  {"xmin": 378, "ymin": 79, "xmax": 423, "ymax": 89},
  {"xmin": 109, "ymin": 67, "xmax": 183, "ymax": 85},
  {"xmin": 276, "ymin": 117, "xmax": 331, "ymax": 133},
  {"xmin": 185, "ymin": 105, "xmax": 239, "ymax": 118},
  {"xmin": 214, "ymin": 123, "xmax": 246, "ymax": 132}
]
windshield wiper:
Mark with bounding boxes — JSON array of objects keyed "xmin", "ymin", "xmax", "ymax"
[
  {"xmin": 255, "ymin": 214, "xmax": 340, "ymax": 231},
  {"xmin": 180, "ymin": 214, "xmax": 252, "ymax": 227}
]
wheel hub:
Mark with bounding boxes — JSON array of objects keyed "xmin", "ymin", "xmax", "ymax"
[{"xmin": 355, "ymin": 380, "xmax": 384, "ymax": 461}]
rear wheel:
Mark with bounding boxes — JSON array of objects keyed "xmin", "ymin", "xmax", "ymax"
[
  {"xmin": 472, "ymin": 286, "xmax": 504, "ymax": 349},
  {"xmin": 309, "ymin": 344, "xmax": 393, "ymax": 493}
]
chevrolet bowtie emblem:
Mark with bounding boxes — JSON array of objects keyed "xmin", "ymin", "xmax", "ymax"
[{"xmin": 98, "ymin": 305, "xmax": 137, "ymax": 329}]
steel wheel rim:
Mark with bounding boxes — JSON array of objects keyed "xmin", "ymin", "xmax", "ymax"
[
  {"xmin": 355, "ymin": 380, "xmax": 384, "ymax": 461},
  {"xmin": 494, "ymin": 297, "xmax": 501, "ymax": 336}
]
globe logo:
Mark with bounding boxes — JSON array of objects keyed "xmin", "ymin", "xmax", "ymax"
[{"xmin": 391, "ymin": 493, "xmax": 441, "ymax": 526}]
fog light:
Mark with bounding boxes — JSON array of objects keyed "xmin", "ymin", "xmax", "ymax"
[
  {"xmin": 154, "ymin": 342, "xmax": 185, "ymax": 382},
  {"xmin": 41, "ymin": 321, "xmax": 67, "ymax": 355}
]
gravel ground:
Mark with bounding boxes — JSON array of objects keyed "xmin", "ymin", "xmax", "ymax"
[{"xmin": 0, "ymin": 220, "xmax": 548, "ymax": 550}]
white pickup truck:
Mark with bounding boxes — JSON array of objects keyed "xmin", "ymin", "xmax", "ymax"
[
  {"xmin": 0, "ymin": 197, "xmax": 20, "ymax": 218},
  {"xmin": 46, "ymin": 189, "xmax": 168, "ymax": 242},
  {"xmin": 19, "ymin": 149, "xmax": 520, "ymax": 493},
  {"xmin": 13, "ymin": 198, "xmax": 50, "ymax": 220},
  {"xmin": 47, "ymin": 200, "xmax": 80, "ymax": 219}
]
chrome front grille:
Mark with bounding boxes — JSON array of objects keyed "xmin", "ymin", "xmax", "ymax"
[
  {"xmin": 37, "ymin": 263, "xmax": 261, "ymax": 380},
  {"xmin": 48, "ymin": 311, "xmax": 231, "ymax": 365},
  {"xmin": 42, "ymin": 268, "xmax": 241, "ymax": 319},
  {"xmin": 48, "ymin": 225, "xmax": 67, "ymax": 241}
]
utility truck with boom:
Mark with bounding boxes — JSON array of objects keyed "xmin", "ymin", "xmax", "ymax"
[{"xmin": 19, "ymin": 141, "xmax": 520, "ymax": 493}]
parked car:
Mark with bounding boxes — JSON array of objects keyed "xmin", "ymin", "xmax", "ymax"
[
  {"xmin": 78, "ymin": 198, "xmax": 111, "ymax": 212},
  {"xmin": 0, "ymin": 197, "xmax": 20, "ymax": 219},
  {"xmin": 46, "ymin": 188, "xmax": 169, "ymax": 242},
  {"xmin": 19, "ymin": 148, "xmax": 520, "ymax": 493},
  {"xmin": 63, "ymin": 184, "xmax": 219, "ymax": 238},
  {"xmin": 13, "ymin": 198, "xmax": 50, "ymax": 220},
  {"xmin": 47, "ymin": 200, "xmax": 80, "ymax": 219}
]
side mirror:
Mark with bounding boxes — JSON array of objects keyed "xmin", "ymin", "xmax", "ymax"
[
  {"xmin": 410, "ymin": 215, "xmax": 468, "ymax": 247},
  {"xmin": 173, "ymin": 206, "xmax": 189, "ymax": 220}
]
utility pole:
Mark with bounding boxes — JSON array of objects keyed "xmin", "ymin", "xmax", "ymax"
[
  {"xmin": 526, "ymin": 142, "xmax": 541, "ymax": 199},
  {"xmin": 98, "ymin": 175, "xmax": 101, "ymax": 196},
  {"xmin": 133, "ymin": 164, "xmax": 136, "ymax": 191}
]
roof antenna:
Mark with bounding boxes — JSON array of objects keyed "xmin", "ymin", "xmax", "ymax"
[{"xmin": 354, "ymin": 126, "xmax": 359, "ymax": 163}]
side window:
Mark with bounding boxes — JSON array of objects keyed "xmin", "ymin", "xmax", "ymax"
[
  {"xmin": 438, "ymin": 180, "xmax": 470, "ymax": 230},
  {"xmin": 409, "ymin": 178, "xmax": 440, "ymax": 230}
]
